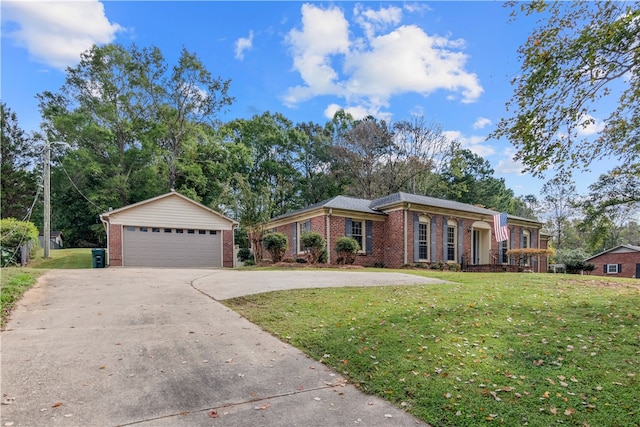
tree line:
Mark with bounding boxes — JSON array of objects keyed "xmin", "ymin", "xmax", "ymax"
[{"xmin": 1, "ymin": 43, "xmax": 537, "ymax": 247}]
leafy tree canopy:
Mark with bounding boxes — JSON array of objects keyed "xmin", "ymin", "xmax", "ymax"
[{"xmin": 494, "ymin": 1, "xmax": 639, "ymax": 182}]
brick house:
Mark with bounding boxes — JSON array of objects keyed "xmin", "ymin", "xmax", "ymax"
[
  {"xmin": 266, "ymin": 192, "xmax": 549, "ymax": 271},
  {"xmin": 584, "ymin": 244, "xmax": 640, "ymax": 279},
  {"xmin": 100, "ymin": 191, "xmax": 238, "ymax": 268}
]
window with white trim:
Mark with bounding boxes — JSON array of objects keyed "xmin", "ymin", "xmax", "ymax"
[
  {"xmin": 418, "ymin": 216, "xmax": 429, "ymax": 261},
  {"xmin": 298, "ymin": 220, "xmax": 311, "ymax": 253},
  {"xmin": 351, "ymin": 220, "xmax": 363, "ymax": 251},
  {"xmin": 500, "ymin": 240, "xmax": 509, "ymax": 264},
  {"xmin": 522, "ymin": 230, "xmax": 530, "ymax": 248},
  {"xmin": 446, "ymin": 219, "xmax": 457, "ymax": 262},
  {"xmin": 606, "ymin": 264, "xmax": 620, "ymax": 274}
]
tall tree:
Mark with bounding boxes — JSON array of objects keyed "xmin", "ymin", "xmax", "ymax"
[
  {"xmin": 387, "ymin": 117, "xmax": 455, "ymax": 195},
  {"xmin": 330, "ymin": 115, "xmax": 393, "ymax": 199},
  {"xmin": 220, "ymin": 112, "xmax": 305, "ymax": 218},
  {"xmin": 148, "ymin": 48, "xmax": 233, "ymax": 190},
  {"xmin": 296, "ymin": 121, "xmax": 341, "ymax": 205},
  {"xmin": 434, "ymin": 148, "xmax": 515, "ymax": 212},
  {"xmin": 0, "ymin": 103, "xmax": 38, "ymax": 220},
  {"xmin": 540, "ymin": 175, "xmax": 577, "ymax": 250},
  {"xmin": 580, "ymin": 173, "xmax": 640, "ymax": 252},
  {"xmin": 494, "ymin": 1, "xmax": 639, "ymax": 200}
]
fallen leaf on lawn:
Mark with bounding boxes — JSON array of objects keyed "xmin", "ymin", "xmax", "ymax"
[
  {"xmin": 51, "ymin": 402, "xmax": 62, "ymax": 408},
  {"xmin": 560, "ymin": 381, "xmax": 568, "ymax": 387},
  {"xmin": 541, "ymin": 391, "xmax": 550, "ymax": 399},
  {"xmin": 489, "ymin": 391, "xmax": 501, "ymax": 401},
  {"xmin": 550, "ymin": 406, "xmax": 557, "ymax": 415},
  {"xmin": 564, "ymin": 408, "xmax": 576, "ymax": 416},
  {"xmin": 208, "ymin": 410, "xmax": 218, "ymax": 418}
]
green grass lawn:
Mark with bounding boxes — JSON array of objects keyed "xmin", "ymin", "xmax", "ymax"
[
  {"xmin": 1, "ymin": 248, "xmax": 93, "ymax": 327},
  {"xmin": 224, "ymin": 271, "xmax": 640, "ymax": 427},
  {"xmin": 28, "ymin": 248, "xmax": 93, "ymax": 269}
]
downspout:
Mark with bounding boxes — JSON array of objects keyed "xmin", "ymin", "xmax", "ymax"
[
  {"xmin": 233, "ymin": 224, "xmax": 238, "ymax": 268},
  {"xmin": 326, "ymin": 209, "xmax": 332, "ymax": 264},
  {"xmin": 99, "ymin": 214, "xmax": 109, "ymax": 266}
]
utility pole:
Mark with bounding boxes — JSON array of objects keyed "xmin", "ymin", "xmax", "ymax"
[{"xmin": 44, "ymin": 139, "xmax": 51, "ymax": 258}]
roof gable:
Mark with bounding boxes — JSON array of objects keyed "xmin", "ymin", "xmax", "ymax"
[
  {"xmin": 101, "ymin": 191, "xmax": 238, "ymax": 229},
  {"xmin": 585, "ymin": 244, "xmax": 640, "ymax": 261}
]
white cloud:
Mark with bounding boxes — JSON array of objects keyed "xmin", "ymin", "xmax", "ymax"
[
  {"xmin": 443, "ymin": 130, "xmax": 494, "ymax": 158},
  {"xmin": 473, "ymin": 117, "xmax": 492, "ymax": 130},
  {"xmin": 234, "ymin": 30, "xmax": 254, "ymax": 60},
  {"xmin": 2, "ymin": 0, "xmax": 122, "ymax": 70},
  {"xmin": 494, "ymin": 148, "xmax": 525, "ymax": 175},
  {"xmin": 576, "ymin": 113, "xmax": 605, "ymax": 136},
  {"xmin": 283, "ymin": 4, "xmax": 483, "ymax": 114},
  {"xmin": 354, "ymin": 4, "xmax": 402, "ymax": 40},
  {"xmin": 283, "ymin": 4, "xmax": 350, "ymax": 105}
]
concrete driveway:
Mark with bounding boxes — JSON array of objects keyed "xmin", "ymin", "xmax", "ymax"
[{"xmin": 1, "ymin": 269, "xmax": 443, "ymax": 426}]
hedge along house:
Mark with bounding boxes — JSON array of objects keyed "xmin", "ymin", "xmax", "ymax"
[
  {"xmin": 267, "ymin": 192, "xmax": 549, "ymax": 271},
  {"xmin": 100, "ymin": 191, "xmax": 238, "ymax": 268},
  {"xmin": 584, "ymin": 244, "xmax": 640, "ymax": 279}
]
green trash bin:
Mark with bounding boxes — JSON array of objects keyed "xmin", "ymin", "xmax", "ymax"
[{"xmin": 92, "ymin": 248, "xmax": 106, "ymax": 268}]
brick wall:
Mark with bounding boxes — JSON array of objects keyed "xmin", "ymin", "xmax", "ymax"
[
  {"xmin": 107, "ymin": 223, "xmax": 122, "ymax": 266},
  {"xmin": 383, "ymin": 210, "xmax": 405, "ymax": 267},
  {"xmin": 223, "ymin": 230, "xmax": 234, "ymax": 267},
  {"xmin": 588, "ymin": 251, "xmax": 640, "ymax": 279}
]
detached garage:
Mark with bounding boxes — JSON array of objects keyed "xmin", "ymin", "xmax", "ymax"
[{"xmin": 100, "ymin": 191, "xmax": 238, "ymax": 268}]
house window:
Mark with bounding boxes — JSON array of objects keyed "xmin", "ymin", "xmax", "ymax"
[
  {"xmin": 447, "ymin": 219, "xmax": 457, "ymax": 262},
  {"xmin": 126, "ymin": 226, "xmax": 136, "ymax": 232},
  {"xmin": 209, "ymin": 230, "xmax": 217, "ymax": 235},
  {"xmin": 176, "ymin": 229, "xmax": 184, "ymax": 234},
  {"xmin": 140, "ymin": 227, "xmax": 148, "ymax": 232},
  {"xmin": 199, "ymin": 230, "xmax": 206, "ymax": 235},
  {"xmin": 298, "ymin": 220, "xmax": 312, "ymax": 252},
  {"xmin": 522, "ymin": 230, "xmax": 530, "ymax": 248},
  {"xmin": 351, "ymin": 220, "xmax": 363, "ymax": 250},
  {"xmin": 152, "ymin": 228, "xmax": 160, "ymax": 233},
  {"xmin": 187, "ymin": 229, "xmax": 195, "ymax": 234},
  {"xmin": 418, "ymin": 217, "xmax": 429, "ymax": 260},
  {"xmin": 164, "ymin": 228, "xmax": 172, "ymax": 233},
  {"xmin": 500, "ymin": 240, "xmax": 509, "ymax": 264},
  {"xmin": 606, "ymin": 264, "xmax": 620, "ymax": 274}
]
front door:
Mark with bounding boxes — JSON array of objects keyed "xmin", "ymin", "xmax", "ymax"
[{"xmin": 472, "ymin": 230, "xmax": 480, "ymax": 264}]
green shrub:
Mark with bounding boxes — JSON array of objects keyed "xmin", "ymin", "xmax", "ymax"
[
  {"xmin": 237, "ymin": 247, "xmax": 253, "ymax": 262},
  {"xmin": 300, "ymin": 231, "xmax": 325, "ymax": 264},
  {"xmin": 335, "ymin": 236, "xmax": 359, "ymax": 265},
  {"xmin": 0, "ymin": 218, "xmax": 39, "ymax": 267},
  {"xmin": 262, "ymin": 232, "xmax": 288, "ymax": 263}
]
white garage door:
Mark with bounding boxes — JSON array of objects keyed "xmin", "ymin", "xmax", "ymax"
[{"xmin": 122, "ymin": 226, "xmax": 222, "ymax": 267}]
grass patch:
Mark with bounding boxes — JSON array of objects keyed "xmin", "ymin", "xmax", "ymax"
[
  {"xmin": 224, "ymin": 271, "xmax": 640, "ymax": 427},
  {"xmin": 1, "ymin": 248, "xmax": 92, "ymax": 326},
  {"xmin": 28, "ymin": 248, "xmax": 93, "ymax": 269},
  {"xmin": 0, "ymin": 268, "xmax": 43, "ymax": 328}
]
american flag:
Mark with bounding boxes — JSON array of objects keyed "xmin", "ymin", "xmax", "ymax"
[{"xmin": 493, "ymin": 212, "xmax": 509, "ymax": 242}]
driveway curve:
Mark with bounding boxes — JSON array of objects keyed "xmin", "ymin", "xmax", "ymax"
[{"xmin": 1, "ymin": 268, "xmax": 440, "ymax": 427}]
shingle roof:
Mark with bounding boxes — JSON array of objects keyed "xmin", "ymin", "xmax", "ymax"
[
  {"xmin": 270, "ymin": 192, "xmax": 540, "ymax": 223},
  {"xmin": 585, "ymin": 244, "xmax": 640, "ymax": 261},
  {"xmin": 270, "ymin": 195, "xmax": 384, "ymax": 221},
  {"xmin": 371, "ymin": 192, "xmax": 499, "ymax": 216}
]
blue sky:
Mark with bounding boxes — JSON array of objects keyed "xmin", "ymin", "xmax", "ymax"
[{"xmin": 1, "ymin": 1, "xmax": 610, "ymax": 199}]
